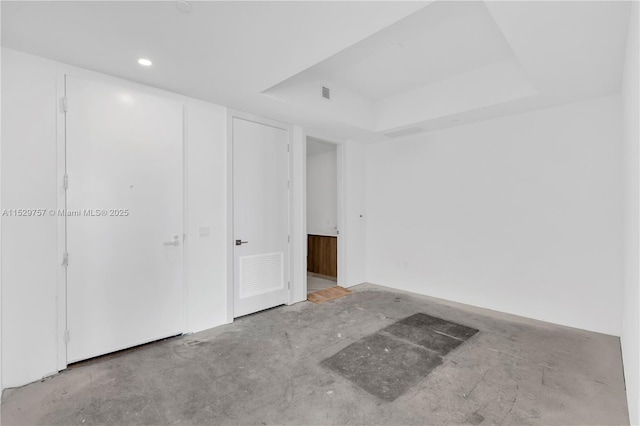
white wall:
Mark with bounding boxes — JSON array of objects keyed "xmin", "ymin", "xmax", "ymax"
[
  {"xmin": 366, "ymin": 95, "xmax": 623, "ymax": 335},
  {"xmin": 0, "ymin": 3, "xmax": 3, "ymax": 393},
  {"xmin": 2, "ymin": 49, "xmax": 59, "ymax": 389},
  {"xmin": 290, "ymin": 126, "xmax": 307, "ymax": 305},
  {"xmin": 185, "ymin": 99, "xmax": 229, "ymax": 333},
  {"xmin": 621, "ymin": 2, "xmax": 640, "ymax": 424},
  {"xmin": 343, "ymin": 139, "xmax": 367, "ymax": 287},
  {"xmin": 1, "ymin": 48, "xmax": 229, "ymax": 389},
  {"xmin": 307, "ymin": 149, "xmax": 338, "ymax": 236}
]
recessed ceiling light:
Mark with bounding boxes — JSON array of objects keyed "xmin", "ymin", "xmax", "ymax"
[
  {"xmin": 137, "ymin": 58, "xmax": 152, "ymax": 67},
  {"xmin": 176, "ymin": 0, "xmax": 192, "ymax": 13}
]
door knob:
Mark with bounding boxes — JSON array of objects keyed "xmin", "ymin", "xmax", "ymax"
[
  {"xmin": 164, "ymin": 235, "xmax": 180, "ymax": 246},
  {"xmin": 235, "ymin": 240, "xmax": 248, "ymax": 246}
]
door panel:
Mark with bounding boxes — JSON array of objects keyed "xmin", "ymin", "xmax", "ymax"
[
  {"xmin": 66, "ymin": 76, "xmax": 184, "ymax": 363},
  {"xmin": 233, "ymin": 117, "xmax": 289, "ymax": 317}
]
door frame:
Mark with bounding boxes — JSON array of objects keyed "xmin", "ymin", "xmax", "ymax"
[
  {"xmin": 56, "ymin": 72, "xmax": 188, "ymax": 371},
  {"xmin": 226, "ymin": 109, "xmax": 294, "ymax": 321},
  {"xmin": 303, "ymin": 133, "xmax": 348, "ymax": 291}
]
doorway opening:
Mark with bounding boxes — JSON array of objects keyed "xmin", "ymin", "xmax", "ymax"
[{"xmin": 306, "ymin": 136, "xmax": 340, "ymax": 295}]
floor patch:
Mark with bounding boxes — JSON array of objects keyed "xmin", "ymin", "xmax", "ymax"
[
  {"xmin": 322, "ymin": 313, "xmax": 478, "ymax": 401},
  {"xmin": 308, "ymin": 286, "xmax": 352, "ymax": 304},
  {"xmin": 321, "ymin": 333, "xmax": 442, "ymax": 401},
  {"xmin": 398, "ymin": 313, "xmax": 479, "ymax": 340},
  {"xmin": 381, "ymin": 322, "xmax": 463, "ymax": 355}
]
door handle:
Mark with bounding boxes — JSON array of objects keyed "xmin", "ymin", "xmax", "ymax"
[
  {"xmin": 164, "ymin": 235, "xmax": 180, "ymax": 246},
  {"xmin": 235, "ymin": 240, "xmax": 248, "ymax": 246}
]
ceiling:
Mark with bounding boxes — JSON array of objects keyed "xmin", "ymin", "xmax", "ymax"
[
  {"xmin": 308, "ymin": 1, "xmax": 516, "ymax": 102},
  {"xmin": 1, "ymin": 1, "xmax": 632, "ymax": 143},
  {"xmin": 307, "ymin": 137, "xmax": 337, "ymax": 157}
]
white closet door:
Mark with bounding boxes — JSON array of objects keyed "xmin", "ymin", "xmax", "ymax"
[
  {"xmin": 65, "ymin": 76, "xmax": 184, "ymax": 363},
  {"xmin": 233, "ymin": 117, "xmax": 290, "ymax": 317}
]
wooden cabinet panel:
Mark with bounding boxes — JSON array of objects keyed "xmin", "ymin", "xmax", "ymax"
[{"xmin": 307, "ymin": 234, "xmax": 337, "ymax": 278}]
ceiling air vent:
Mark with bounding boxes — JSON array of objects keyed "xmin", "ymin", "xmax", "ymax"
[{"xmin": 322, "ymin": 86, "xmax": 331, "ymax": 100}]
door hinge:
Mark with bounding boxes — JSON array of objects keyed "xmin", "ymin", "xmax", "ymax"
[
  {"xmin": 64, "ymin": 330, "xmax": 70, "ymax": 345},
  {"xmin": 287, "ymin": 180, "xmax": 290, "ymax": 189},
  {"xmin": 62, "ymin": 252, "xmax": 69, "ymax": 267},
  {"xmin": 63, "ymin": 174, "xmax": 69, "ymax": 190},
  {"xmin": 61, "ymin": 97, "xmax": 68, "ymax": 113},
  {"xmin": 288, "ymin": 235, "xmax": 290, "ymax": 243},
  {"xmin": 288, "ymin": 281, "xmax": 290, "ymax": 289},
  {"xmin": 287, "ymin": 144, "xmax": 290, "ymax": 153}
]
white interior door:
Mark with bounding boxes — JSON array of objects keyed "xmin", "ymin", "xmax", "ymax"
[
  {"xmin": 65, "ymin": 76, "xmax": 184, "ymax": 363},
  {"xmin": 233, "ymin": 117, "xmax": 290, "ymax": 317}
]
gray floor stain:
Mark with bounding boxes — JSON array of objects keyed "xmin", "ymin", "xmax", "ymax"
[
  {"xmin": 398, "ymin": 312, "xmax": 479, "ymax": 340},
  {"xmin": 322, "ymin": 313, "xmax": 478, "ymax": 401},
  {"xmin": 383, "ymin": 321, "xmax": 462, "ymax": 354},
  {"xmin": 321, "ymin": 333, "xmax": 443, "ymax": 401}
]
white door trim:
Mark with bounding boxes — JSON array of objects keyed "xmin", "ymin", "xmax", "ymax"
[
  {"xmin": 226, "ymin": 109, "xmax": 294, "ymax": 321},
  {"xmin": 55, "ymin": 72, "xmax": 67, "ymax": 372},
  {"xmin": 56, "ymin": 71, "xmax": 189, "ymax": 369}
]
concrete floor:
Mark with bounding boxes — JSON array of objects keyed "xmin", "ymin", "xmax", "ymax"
[{"xmin": 1, "ymin": 284, "xmax": 630, "ymax": 425}]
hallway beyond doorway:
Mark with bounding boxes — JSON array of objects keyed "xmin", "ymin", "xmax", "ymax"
[{"xmin": 307, "ymin": 272, "xmax": 336, "ymax": 294}]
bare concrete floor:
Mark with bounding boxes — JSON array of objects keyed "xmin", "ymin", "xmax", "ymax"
[{"xmin": 1, "ymin": 284, "xmax": 630, "ymax": 425}]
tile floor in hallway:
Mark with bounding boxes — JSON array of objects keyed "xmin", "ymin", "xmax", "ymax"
[
  {"xmin": 0, "ymin": 284, "xmax": 630, "ymax": 425},
  {"xmin": 307, "ymin": 273, "xmax": 337, "ymax": 294}
]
